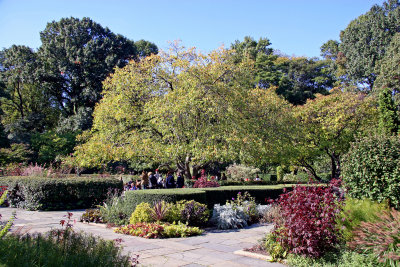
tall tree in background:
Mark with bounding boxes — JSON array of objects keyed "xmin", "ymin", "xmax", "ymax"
[
  {"xmin": 374, "ymin": 33, "xmax": 400, "ymax": 104},
  {"xmin": 231, "ymin": 37, "xmax": 335, "ymax": 105},
  {"xmin": 38, "ymin": 17, "xmax": 157, "ymax": 132},
  {"xmin": 339, "ymin": 0, "xmax": 400, "ymax": 89},
  {"xmin": 274, "ymin": 57, "xmax": 335, "ymax": 105},
  {"xmin": 231, "ymin": 36, "xmax": 280, "ymax": 89},
  {"xmin": 0, "ymin": 45, "xmax": 58, "ymax": 143}
]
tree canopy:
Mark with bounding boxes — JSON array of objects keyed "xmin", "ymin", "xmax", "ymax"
[
  {"xmin": 74, "ymin": 45, "xmax": 285, "ymax": 178},
  {"xmin": 38, "ymin": 17, "xmax": 157, "ymax": 132}
]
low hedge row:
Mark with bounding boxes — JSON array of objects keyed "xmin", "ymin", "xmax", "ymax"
[
  {"xmin": 0, "ymin": 176, "xmax": 123, "ymax": 210},
  {"xmin": 124, "ymin": 185, "xmax": 295, "ymax": 209}
]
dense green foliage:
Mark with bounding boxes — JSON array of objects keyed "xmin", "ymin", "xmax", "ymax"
[
  {"xmin": 378, "ymin": 88, "xmax": 400, "ymax": 135},
  {"xmin": 0, "ymin": 176, "xmax": 123, "ymax": 210},
  {"xmin": 0, "ymin": 230, "xmax": 132, "ymax": 267},
  {"xmin": 339, "ymin": 0, "xmax": 400, "ymax": 89},
  {"xmin": 337, "ymin": 198, "xmax": 390, "ymax": 241},
  {"xmin": 342, "ymin": 134, "xmax": 400, "ymax": 208}
]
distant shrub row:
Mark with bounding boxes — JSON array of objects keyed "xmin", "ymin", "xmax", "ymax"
[{"xmin": 0, "ymin": 176, "xmax": 123, "ymax": 210}]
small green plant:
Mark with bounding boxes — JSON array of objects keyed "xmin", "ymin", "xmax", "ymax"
[
  {"xmin": 80, "ymin": 209, "xmax": 103, "ymax": 223},
  {"xmin": 162, "ymin": 221, "xmax": 203, "ymax": 238},
  {"xmin": 265, "ymin": 231, "xmax": 287, "ymax": 261},
  {"xmin": 129, "ymin": 202, "xmax": 154, "ymax": 224},
  {"xmin": 99, "ymin": 194, "xmax": 130, "ymax": 226},
  {"xmin": 0, "ymin": 190, "xmax": 15, "ymax": 239}
]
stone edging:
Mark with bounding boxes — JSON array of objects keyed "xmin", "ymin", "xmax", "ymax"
[{"xmin": 233, "ymin": 249, "xmax": 272, "ymax": 261}]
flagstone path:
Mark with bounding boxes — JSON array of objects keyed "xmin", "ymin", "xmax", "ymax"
[{"xmin": 0, "ymin": 207, "xmax": 286, "ymax": 267}]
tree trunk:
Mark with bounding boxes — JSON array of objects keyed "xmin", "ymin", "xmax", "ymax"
[
  {"xmin": 329, "ymin": 151, "xmax": 341, "ymax": 180},
  {"xmin": 298, "ymin": 159, "xmax": 321, "ymax": 181}
]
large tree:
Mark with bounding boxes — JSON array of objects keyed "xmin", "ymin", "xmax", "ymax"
[
  {"xmin": 38, "ymin": 17, "xmax": 157, "ymax": 132},
  {"xmin": 0, "ymin": 45, "xmax": 58, "ymax": 143},
  {"xmin": 290, "ymin": 89, "xmax": 378, "ymax": 180},
  {"xmin": 74, "ymin": 45, "xmax": 258, "ymax": 179},
  {"xmin": 231, "ymin": 37, "xmax": 335, "ymax": 105},
  {"xmin": 339, "ymin": 0, "xmax": 400, "ymax": 89},
  {"xmin": 274, "ymin": 57, "xmax": 335, "ymax": 105}
]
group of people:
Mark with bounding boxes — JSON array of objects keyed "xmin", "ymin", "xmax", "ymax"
[{"xmin": 124, "ymin": 169, "xmax": 185, "ymax": 190}]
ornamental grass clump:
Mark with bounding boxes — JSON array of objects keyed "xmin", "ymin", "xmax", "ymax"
[
  {"xmin": 349, "ymin": 208, "xmax": 400, "ymax": 266},
  {"xmin": 269, "ymin": 185, "xmax": 343, "ymax": 258}
]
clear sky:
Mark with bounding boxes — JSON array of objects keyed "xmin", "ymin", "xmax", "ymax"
[{"xmin": 0, "ymin": 0, "xmax": 384, "ymax": 58}]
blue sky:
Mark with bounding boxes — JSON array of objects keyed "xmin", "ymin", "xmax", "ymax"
[{"xmin": 0, "ymin": 0, "xmax": 383, "ymax": 58}]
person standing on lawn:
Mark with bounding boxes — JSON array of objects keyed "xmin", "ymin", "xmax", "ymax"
[
  {"xmin": 176, "ymin": 171, "xmax": 184, "ymax": 188},
  {"xmin": 165, "ymin": 171, "xmax": 176, "ymax": 188},
  {"xmin": 141, "ymin": 171, "xmax": 149, "ymax": 189}
]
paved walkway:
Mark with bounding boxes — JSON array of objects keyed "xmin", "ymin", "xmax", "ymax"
[{"xmin": 0, "ymin": 207, "xmax": 286, "ymax": 267}]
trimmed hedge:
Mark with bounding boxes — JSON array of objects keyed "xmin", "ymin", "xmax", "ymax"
[
  {"xmin": 124, "ymin": 189, "xmax": 207, "ymax": 209},
  {"xmin": 124, "ymin": 185, "xmax": 295, "ymax": 209},
  {"xmin": 0, "ymin": 176, "xmax": 123, "ymax": 210}
]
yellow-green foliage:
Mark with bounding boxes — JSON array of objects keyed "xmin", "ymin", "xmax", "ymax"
[
  {"xmin": 129, "ymin": 202, "xmax": 154, "ymax": 224},
  {"xmin": 162, "ymin": 222, "xmax": 203, "ymax": 238},
  {"xmin": 338, "ymin": 197, "xmax": 389, "ymax": 241},
  {"xmin": 0, "ymin": 190, "xmax": 7, "ymax": 205},
  {"xmin": 164, "ymin": 201, "xmax": 184, "ymax": 223}
]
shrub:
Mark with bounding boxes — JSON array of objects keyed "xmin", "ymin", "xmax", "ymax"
[
  {"xmin": 276, "ymin": 166, "xmax": 284, "ymax": 181},
  {"xmin": 273, "ymin": 185, "xmax": 343, "ymax": 258},
  {"xmin": 349, "ymin": 209, "xmax": 400, "ymax": 266},
  {"xmin": 337, "ymin": 198, "xmax": 389, "ymax": 241},
  {"xmin": 162, "ymin": 222, "xmax": 203, "ymax": 238},
  {"xmin": 193, "ymin": 177, "xmax": 220, "ymax": 188},
  {"xmin": 115, "ymin": 223, "xmax": 164, "ymax": 239},
  {"xmin": 151, "ymin": 201, "xmax": 170, "ymax": 221},
  {"xmin": 178, "ymin": 200, "xmax": 209, "ymax": 226},
  {"xmin": 21, "ymin": 163, "xmax": 47, "ymax": 176},
  {"xmin": 342, "ymin": 134, "xmax": 400, "ymax": 208},
  {"xmin": 80, "ymin": 209, "xmax": 103, "ymax": 223},
  {"xmin": 129, "ymin": 202, "xmax": 154, "ymax": 224},
  {"xmin": 210, "ymin": 203, "xmax": 248, "ymax": 229},
  {"xmin": 0, "ymin": 176, "xmax": 123, "ymax": 210},
  {"xmin": 0, "ymin": 229, "xmax": 131, "ymax": 267},
  {"xmin": 225, "ymin": 163, "xmax": 260, "ymax": 181},
  {"xmin": 228, "ymin": 191, "xmax": 259, "ymax": 223},
  {"xmin": 99, "ymin": 193, "xmax": 130, "ymax": 226}
]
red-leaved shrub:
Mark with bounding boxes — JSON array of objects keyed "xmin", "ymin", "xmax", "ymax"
[
  {"xmin": 273, "ymin": 185, "xmax": 343, "ymax": 258},
  {"xmin": 192, "ymin": 177, "xmax": 219, "ymax": 188}
]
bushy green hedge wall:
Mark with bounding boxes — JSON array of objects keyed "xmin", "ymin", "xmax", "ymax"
[
  {"xmin": 0, "ymin": 176, "xmax": 123, "ymax": 210},
  {"xmin": 124, "ymin": 185, "xmax": 294, "ymax": 209},
  {"xmin": 124, "ymin": 189, "xmax": 207, "ymax": 208}
]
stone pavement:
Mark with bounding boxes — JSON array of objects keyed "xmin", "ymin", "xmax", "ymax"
[{"xmin": 0, "ymin": 207, "xmax": 286, "ymax": 267}]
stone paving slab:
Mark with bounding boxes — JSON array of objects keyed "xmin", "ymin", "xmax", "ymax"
[{"xmin": 0, "ymin": 207, "xmax": 286, "ymax": 266}]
